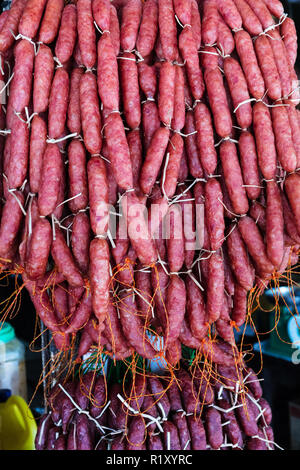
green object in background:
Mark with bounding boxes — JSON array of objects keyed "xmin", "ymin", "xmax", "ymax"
[
  {"xmin": 0, "ymin": 322, "xmax": 16, "ymax": 343},
  {"xmin": 0, "ymin": 390, "xmax": 37, "ymax": 450}
]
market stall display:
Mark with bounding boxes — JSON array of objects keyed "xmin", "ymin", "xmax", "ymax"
[{"xmin": 0, "ymin": 0, "xmax": 299, "ymax": 451}]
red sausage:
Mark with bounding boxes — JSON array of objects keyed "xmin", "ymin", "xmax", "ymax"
[
  {"xmin": 235, "ymin": 30, "xmax": 265, "ymax": 100},
  {"xmin": 206, "ymin": 252, "xmax": 225, "ymax": 324},
  {"xmin": 120, "ymin": 52, "xmax": 141, "ymax": 130},
  {"xmin": 71, "ymin": 212, "xmax": 91, "ymax": 274},
  {"xmin": 140, "ymin": 126, "xmax": 170, "ymax": 195},
  {"xmin": 148, "ymin": 434, "xmax": 164, "ymax": 450},
  {"xmin": 172, "ymin": 412, "xmax": 191, "ymax": 450},
  {"xmin": 80, "ymin": 72, "xmax": 102, "ymax": 155},
  {"xmin": 268, "ymin": 29, "xmax": 292, "ymax": 100},
  {"xmin": 238, "ymin": 216, "xmax": 274, "ymax": 275},
  {"xmin": 39, "ymin": 0, "xmax": 64, "ymax": 44},
  {"xmin": 109, "ymin": 4, "xmax": 121, "ymax": 56},
  {"xmin": 226, "ymin": 226, "xmax": 254, "ymax": 291},
  {"xmin": 266, "ymin": 181, "xmax": 284, "ymax": 269},
  {"xmin": 217, "ymin": 0, "xmax": 242, "ymax": 30},
  {"xmin": 55, "ymin": 4, "xmax": 77, "ymax": 65},
  {"xmin": 127, "ymin": 129, "xmax": 142, "ymax": 191},
  {"xmin": 118, "ymin": 289, "xmax": 156, "ymax": 359},
  {"xmin": 0, "ymin": 0, "xmax": 27, "ymax": 53},
  {"xmin": 67, "ymin": 68, "xmax": 84, "ymax": 135},
  {"xmin": 288, "ymin": 105, "xmax": 300, "ymax": 169},
  {"xmin": 281, "ymin": 17, "xmax": 298, "ymax": 67},
  {"xmin": 194, "ymin": 182, "xmax": 209, "ymax": 251},
  {"xmin": 285, "ymin": 173, "xmax": 300, "ymax": 236},
  {"xmin": 24, "ymin": 275, "xmax": 61, "ymax": 332},
  {"xmin": 48, "ymin": 69, "xmax": 69, "ymax": 140},
  {"xmin": 235, "ymin": 395, "xmax": 259, "ymax": 437},
  {"xmin": 165, "ymin": 274, "xmax": 186, "ymax": 345},
  {"xmin": 51, "ymin": 228, "xmax": 84, "ymax": 288},
  {"xmin": 122, "ymin": 192, "xmax": 157, "ymax": 266},
  {"xmin": 158, "ymin": 61, "xmax": 175, "ymax": 127},
  {"xmin": 0, "ymin": 191, "xmax": 25, "ymax": 259},
  {"xmin": 244, "ymin": 0, "xmax": 275, "ymax": 29},
  {"xmin": 9, "ymin": 40, "xmax": 35, "ymax": 113},
  {"xmin": 151, "ymin": 264, "xmax": 169, "ymax": 330},
  {"xmin": 38, "ymin": 144, "xmax": 64, "ymax": 217},
  {"xmin": 135, "ymin": 263, "xmax": 153, "ymax": 322},
  {"xmin": 224, "ymin": 57, "xmax": 252, "ymax": 130},
  {"xmin": 120, "ymin": 0, "xmax": 142, "ymax": 52},
  {"xmin": 166, "ymin": 204, "xmax": 185, "ymax": 274},
  {"xmin": 171, "ymin": 66, "xmax": 186, "ymax": 132},
  {"xmin": 194, "ymin": 102, "xmax": 217, "ymax": 175},
  {"xmin": 25, "ymin": 218, "xmax": 52, "ymax": 280},
  {"xmin": 77, "ymin": 0, "xmax": 97, "ymax": 69},
  {"xmin": 281, "ymin": 192, "xmax": 300, "ymax": 245},
  {"xmin": 87, "ymin": 156, "xmax": 109, "ymax": 236},
  {"xmin": 184, "ymin": 111, "xmax": 203, "ymax": 179},
  {"xmin": 92, "ymin": 0, "xmax": 110, "ymax": 32},
  {"xmin": 19, "ymin": 0, "xmax": 48, "ymax": 39},
  {"xmin": 261, "ymin": 0, "xmax": 284, "ymax": 18},
  {"xmin": 179, "ymin": 26, "xmax": 205, "ymax": 100},
  {"xmin": 186, "ymin": 275, "xmax": 208, "ymax": 341},
  {"xmin": 126, "ymin": 416, "xmax": 147, "ymax": 450},
  {"xmin": 138, "ymin": 62, "xmax": 157, "ymax": 99},
  {"xmin": 178, "ymin": 147, "xmax": 189, "ymax": 183},
  {"xmin": 254, "ymin": 35, "xmax": 282, "ymax": 102},
  {"xmin": 89, "ymin": 238, "xmax": 110, "ymax": 327},
  {"xmin": 105, "ymin": 299, "xmax": 131, "ymax": 356},
  {"xmin": 161, "ymin": 133, "xmax": 184, "ymax": 199},
  {"xmin": 220, "ymin": 140, "xmax": 249, "ymax": 216},
  {"xmin": 187, "ymin": 416, "xmax": 207, "ymax": 450},
  {"xmin": 217, "ymin": 14, "xmax": 235, "ymax": 56},
  {"xmin": 65, "ymin": 290, "xmax": 92, "ymax": 334},
  {"xmin": 204, "ymin": 67, "xmax": 232, "ymax": 138},
  {"xmin": 136, "ymin": 0, "xmax": 158, "ymax": 58},
  {"xmin": 173, "ymin": 0, "xmax": 192, "ymax": 26},
  {"xmin": 162, "ymin": 421, "xmax": 181, "ymax": 449},
  {"xmin": 202, "ymin": 0, "xmax": 219, "ymax": 47},
  {"xmin": 271, "ymin": 104, "xmax": 297, "ymax": 173},
  {"xmin": 142, "ymin": 101, "xmax": 161, "ymax": 151},
  {"xmin": 253, "ymin": 102, "xmax": 277, "ymax": 181},
  {"xmin": 104, "ymin": 112, "xmax": 133, "ymax": 190},
  {"xmin": 158, "ymin": 0, "xmax": 178, "ymax": 61},
  {"xmin": 218, "ymin": 397, "xmax": 243, "ymax": 447},
  {"xmin": 68, "ymin": 139, "xmax": 88, "ymax": 213},
  {"xmin": 232, "ymin": 0, "xmax": 263, "ymax": 36},
  {"xmin": 205, "ymin": 178, "xmax": 225, "ymax": 251},
  {"xmin": 29, "ymin": 116, "xmax": 47, "ymax": 194},
  {"xmin": 8, "ymin": 113, "xmax": 29, "ymax": 190},
  {"xmin": 238, "ymin": 131, "xmax": 261, "ymax": 201},
  {"xmin": 205, "ymin": 407, "xmax": 223, "ymax": 450}
]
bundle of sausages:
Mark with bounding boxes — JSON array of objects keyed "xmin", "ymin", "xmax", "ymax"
[
  {"xmin": 35, "ymin": 366, "xmax": 277, "ymax": 450},
  {"xmin": 0, "ymin": 1, "xmax": 299, "ymax": 368}
]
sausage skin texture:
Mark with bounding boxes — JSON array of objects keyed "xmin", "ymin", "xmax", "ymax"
[
  {"xmin": 80, "ymin": 71, "xmax": 102, "ymax": 155},
  {"xmin": 48, "ymin": 69, "xmax": 70, "ymax": 140},
  {"xmin": 158, "ymin": 0, "xmax": 178, "ymax": 62},
  {"xmin": 89, "ymin": 238, "xmax": 110, "ymax": 327},
  {"xmin": 25, "ymin": 219, "xmax": 52, "ymax": 280},
  {"xmin": 38, "ymin": 144, "xmax": 64, "ymax": 217},
  {"xmin": 51, "ymin": 229, "xmax": 84, "ymax": 288},
  {"xmin": 39, "ymin": 0, "xmax": 64, "ymax": 44}
]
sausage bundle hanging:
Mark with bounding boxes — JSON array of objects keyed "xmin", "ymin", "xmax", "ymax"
[
  {"xmin": 0, "ymin": 0, "xmax": 299, "ymax": 389},
  {"xmin": 35, "ymin": 364, "xmax": 278, "ymax": 451}
]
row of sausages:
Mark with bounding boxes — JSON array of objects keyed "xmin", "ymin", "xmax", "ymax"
[
  {"xmin": 35, "ymin": 365, "xmax": 276, "ymax": 451},
  {"xmin": 0, "ymin": 1, "xmax": 299, "ymax": 370}
]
